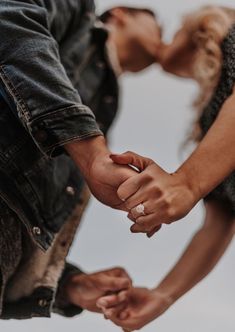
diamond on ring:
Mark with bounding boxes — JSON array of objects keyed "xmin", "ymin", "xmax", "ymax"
[{"xmin": 135, "ymin": 203, "xmax": 146, "ymax": 215}]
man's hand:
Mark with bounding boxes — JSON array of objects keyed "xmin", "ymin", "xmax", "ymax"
[
  {"xmin": 64, "ymin": 268, "xmax": 132, "ymax": 313},
  {"xmin": 65, "ymin": 137, "xmax": 137, "ymax": 210},
  {"xmin": 97, "ymin": 287, "xmax": 173, "ymax": 331},
  {"xmin": 110, "ymin": 151, "xmax": 200, "ymax": 236}
]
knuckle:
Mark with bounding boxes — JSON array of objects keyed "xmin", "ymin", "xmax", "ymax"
[
  {"xmin": 124, "ymin": 150, "xmax": 134, "ymax": 157},
  {"xmin": 143, "ymin": 173, "xmax": 153, "ymax": 182},
  {"xmin": 150, "ymin": 185, "xmax": 163, "ymax": 196},
  {"xmin": 115, "ymin": 267, "xmax": 126, "ymax": 274},
  {"xmin": 147, "ymin": 158, "xmax": 154, "ymax": 164},
  {"xmin": 162, "ymin": 195, "xmax": 173, "ymax": 207},
  {"xmin": 166, "ymin": 207, "xmax": 178, "ymax": 220}
]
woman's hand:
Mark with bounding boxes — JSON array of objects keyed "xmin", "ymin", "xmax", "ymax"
[
  {"xmin": 97, "ymin": 287, "xmax": 173, "ymax": 331},
  {"xmin": 111, "ymin": 152, "xmax": 200, "ymax": 237},
  {"xmin": 64, "ymin": 267, "xmax": 132, "ymax": 313}
]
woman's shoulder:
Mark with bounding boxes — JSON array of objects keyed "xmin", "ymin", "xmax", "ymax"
[
  {"xmin": 222, "ymin": 23, "xmax": 235, "ymax": 56},
  {"xmin": 199, "ymin": 24, "xmax": 235, "ymax": 134}
]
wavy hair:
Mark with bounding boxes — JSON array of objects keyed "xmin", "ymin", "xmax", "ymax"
[{"xmin": 182, "ymin": 6, "xmax": 235, "ymax": 141}]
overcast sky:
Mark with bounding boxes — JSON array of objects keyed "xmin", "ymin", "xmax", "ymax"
[{"xmin": 2, "ymin": 1, "xmax": 235, "ymax": 332}]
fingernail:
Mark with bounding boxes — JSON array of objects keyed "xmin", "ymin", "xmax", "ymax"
[{"xmin": 97, "ymin": 299, "xmax": 107, "ymax": 307}]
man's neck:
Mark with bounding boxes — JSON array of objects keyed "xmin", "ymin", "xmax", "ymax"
[
  {"xmin": 105, "ymin": 25, "xmax": 132, "ymax": 74},
  {"xmin": 106, "ymin": 37, "xmax": 123, "ymax": 76}
]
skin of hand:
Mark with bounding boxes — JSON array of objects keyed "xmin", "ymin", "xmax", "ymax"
[
  {"xmin": 110, "ymin": 152, "xmax": 200, "ymax": 236},
  {"xmin": 65, "ymin": 136, "xmax": 137, "ymax": 210},
  {"xmin": 97, "ymin": 200, "xmax": 234, "ymax": 331},
  {"xmin": 97, "ymin": 287, "xmax": 173, "ymax": 331},
  {"xmin": 63, "ymin": 268, "xmax": 132, "ymax": 313}
]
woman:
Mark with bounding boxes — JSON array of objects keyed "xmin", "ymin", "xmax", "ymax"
[{"xmin": 97, "ymin": 6, "xmax": 235, "ymax": 330}]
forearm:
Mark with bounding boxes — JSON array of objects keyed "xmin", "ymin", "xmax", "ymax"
[
  {"xmin": 53, "ymin": 262, "xmax": 84, "ymax": 317},
  {"xmin": 154, "ymin": 205, "xmax": 234, "ymax": 303},
  {"xmin": 177, "ymin": 90, "xmax": 235, "ymax": 200}
]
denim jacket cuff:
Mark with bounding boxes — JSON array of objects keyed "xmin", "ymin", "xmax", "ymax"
[
  {"xmin": 30, "ymin": 105, "xmax": 103, "ymax": 157},
  {"xmin": 53, "ymin": 263, "xmax": 84, "ymax": 317}
]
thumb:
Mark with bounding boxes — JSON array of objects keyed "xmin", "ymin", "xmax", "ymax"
[{"xmin": 110, "ymin": 151, "xmax": 153, "ymax": 171}]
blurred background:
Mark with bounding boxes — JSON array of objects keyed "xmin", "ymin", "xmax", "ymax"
[{"xmin": 2, "ymin": 0, "xmax": 235, "ymax": 331}]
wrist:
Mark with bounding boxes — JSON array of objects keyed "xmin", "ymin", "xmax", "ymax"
[
  {"xmin": 174, "ymin": 165, "xmax": 203, "ymax": 204},
  {"xmin": 65, "ymin": 136, "xmax": 110, "ymax": 176},
  {"xmin": 63, "ymin": 274, "xmax": 84, "ymax": 307},
  {"xmin": 152, "ymin": 286, "xmax": 176, "ymax": 307}
]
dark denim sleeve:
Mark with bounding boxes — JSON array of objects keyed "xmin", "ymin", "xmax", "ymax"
[
  {"xmin": 0, "ymin": 0, "xmax": 102, "ymax": 157},
  {"xmin": 0, "ymin": 263, "xmax": 84, "ymax": 320},
  {"xmin": 53, "ymin": 262, "xmax": 84, "ymax": 317}
]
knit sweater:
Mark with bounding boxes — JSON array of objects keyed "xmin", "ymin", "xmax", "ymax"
[{"xmin": 199, "ymin": 24, "xmax": 235, "ymax": 213}]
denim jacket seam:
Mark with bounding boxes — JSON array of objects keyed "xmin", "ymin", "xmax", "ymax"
[
  {"xmin": 0, "ymin": 65, "xmax": 31, "ymax": 123},
  {"xmin": 0, "ymin": 66, "xmax": 93, "ymax": 126},
  {"xmin": 29, "ymin": 104, "xmax": 93, "ymax": 124}
]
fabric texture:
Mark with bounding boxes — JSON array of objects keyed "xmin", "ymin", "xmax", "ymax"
[
  {"xmin": 0, "ymin": 0, "xmax": 120, "ymax": 319},
  {"xmin": 0, "ymin": 0, "xmax": 119, "ymax": 252},
  {"xmin": 0, "ymin": 186, "xmax": 90, "ymax": 319},
  {"xmin": 200, "ymin": 24, "xmax": 235, "ymax": 213}
]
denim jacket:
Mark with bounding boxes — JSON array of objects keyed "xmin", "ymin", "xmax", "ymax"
[
  {"xmin": 0, "ymin": 0, "xmax": 119, "ymax": 251},
  {"xmin": 0, "ymin": 0, "xmax": 119, "ymax": 319}
]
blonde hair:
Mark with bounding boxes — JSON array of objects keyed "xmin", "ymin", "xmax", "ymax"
[{"xmin": 183, "ymin": 6, "xmax": 235, "ymax": 141}]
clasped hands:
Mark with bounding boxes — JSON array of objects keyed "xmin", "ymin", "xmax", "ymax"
[
  {"xmin": 109, "ymin": 151, "xmax": 200, "ymax": 237},
  {"xmin": 66, "ymin": 138, "xmax": 202, "ymax": 330},
  {"xmin": 66, "ymin": 137, "xmax": 200, "ymax": 235},
  {"xmin": 64, "ymin": 267, "xmax": 173, "ymax": 331}
]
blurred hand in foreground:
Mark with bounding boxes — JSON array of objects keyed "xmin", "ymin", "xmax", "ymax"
[
  {"xmin": 64, "ymin": 267, "xmax": 132, "ymax": 313},
  {"xmin": 97, "ymin": 287, "xmax": 173, "ymax": 331}
]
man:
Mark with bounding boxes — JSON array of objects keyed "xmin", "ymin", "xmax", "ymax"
[{"xmin": 0, "ymin": 0, "xmax": 163, "ymax": 319}]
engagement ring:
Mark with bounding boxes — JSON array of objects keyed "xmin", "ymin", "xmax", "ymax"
[{"xmin": 135, "ymin": 203, "xmax": 146, "ymax": 216}]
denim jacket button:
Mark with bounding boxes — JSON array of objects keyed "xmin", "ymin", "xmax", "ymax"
[
  {"xmin": 32, "ymin": 226, "xmax": 41, "ymax": 236},
  {"xmin": 38, "ymin": 299, "xmax": 48, "ymax": 307},
  {"xmin": 34, "ymin": 130, "xmax": 48, "ymax": 143},
  {"xmin": 66, "ymin": 186, "xmax": 75, "ymax": 196}
]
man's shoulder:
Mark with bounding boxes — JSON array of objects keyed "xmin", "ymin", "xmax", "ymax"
[{"xmin": 44, "ymin": 0, "xmax": 95, "ymax": 15}]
